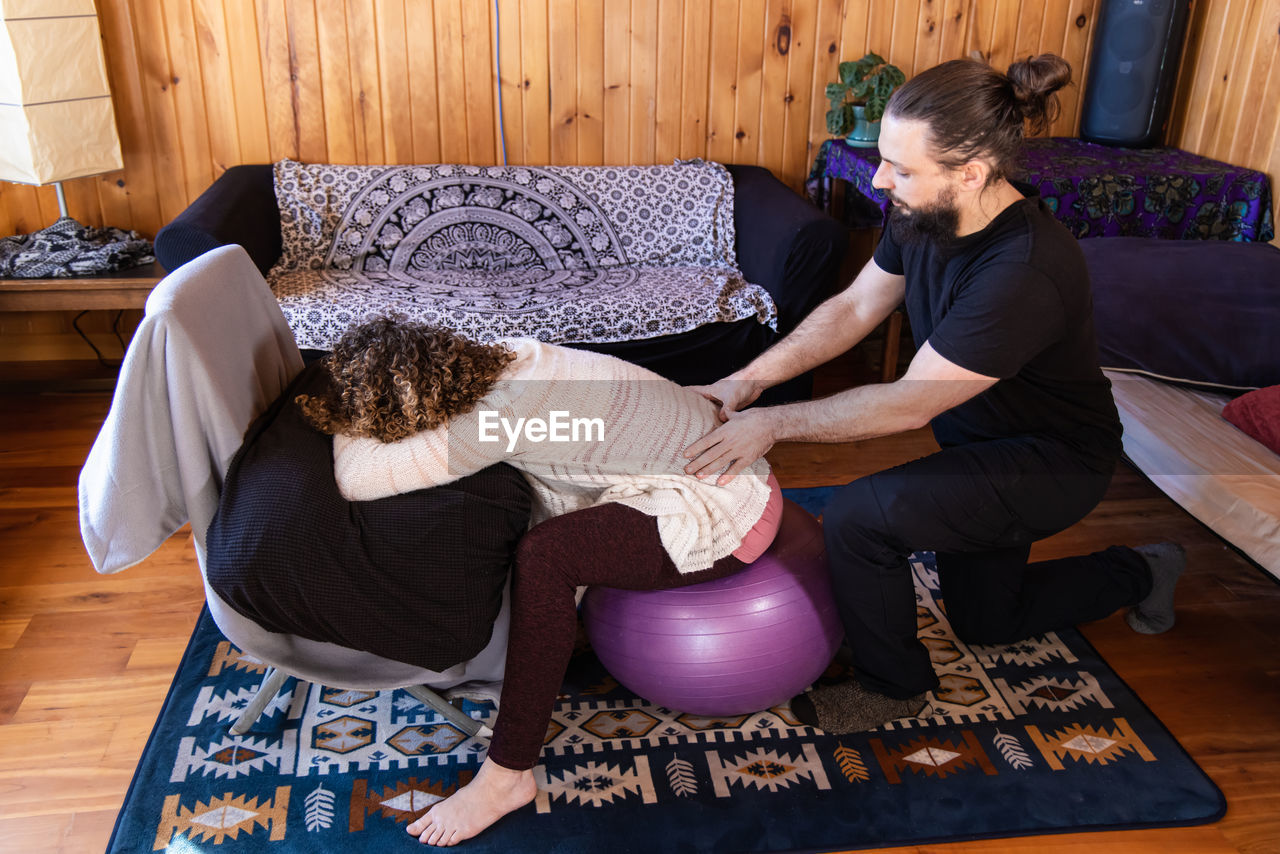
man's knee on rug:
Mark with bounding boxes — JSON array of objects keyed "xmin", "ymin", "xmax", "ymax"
[{"xmin": 945, "ymin": 604, "xmax": 1029, "ymax": 646}]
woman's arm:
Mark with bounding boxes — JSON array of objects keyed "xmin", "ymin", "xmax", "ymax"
[{"xmin": 333, "ymin": 428, "xmax": 492, "ymax": 501}]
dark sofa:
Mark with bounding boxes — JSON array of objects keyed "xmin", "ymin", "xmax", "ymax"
[{"xmin": 155, "ymin": 163, "xmax": 848, "ymax": 403}]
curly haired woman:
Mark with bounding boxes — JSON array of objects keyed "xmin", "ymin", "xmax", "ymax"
[{"xmin": 299, "ymin": 315, "xmax": 782, "ymax": 846}]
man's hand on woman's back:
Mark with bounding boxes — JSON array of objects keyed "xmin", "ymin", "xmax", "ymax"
[{"xmin": 687, "ymin": 377, "xmax": 765, "ymax": 423}]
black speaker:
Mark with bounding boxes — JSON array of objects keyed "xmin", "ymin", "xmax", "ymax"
[{"xmin": 1080, "ymin": 0, "xmax": 1192, "ymax": 147}]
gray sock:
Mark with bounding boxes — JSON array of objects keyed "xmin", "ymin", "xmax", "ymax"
[
  {"xmin": 790, "ymin": 681, "xmax": 928, "ymax": 734},
  {"xmin": 1126, "ymin": 542, "xmax": 1186, "ymax": 634}
]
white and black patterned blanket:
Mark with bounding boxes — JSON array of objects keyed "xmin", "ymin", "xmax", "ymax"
[
  {"xmin": 269, "ymin": 160, "xmax": 778, "ymax": 348},
  {"xmin": 0, "ymin": 217, "xmax": 154, "ymax": 278}
]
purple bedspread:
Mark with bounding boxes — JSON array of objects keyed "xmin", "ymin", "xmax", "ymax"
[{"xmin": 808, "ymin": 137, "xmax": 1275, "ymax": 242}]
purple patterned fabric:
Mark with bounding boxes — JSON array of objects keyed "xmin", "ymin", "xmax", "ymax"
[{"xmin": 807, "ymin": 137, "xmax": 1275, "ymax": 242}]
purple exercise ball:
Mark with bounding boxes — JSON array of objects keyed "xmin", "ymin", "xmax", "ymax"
[{"xmin": 582, "ymin": 498, "xmax": 842, "ymax": 716}]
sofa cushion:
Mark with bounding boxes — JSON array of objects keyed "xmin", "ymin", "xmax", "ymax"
[
  {"xmin": 272, "ymin": 159, "xmax": 739, "ymax": 273},
  {"xmin": 270, "ymin": 265, "xmax": 776, "ymax": 351},
  {"xmin": 1082, "ymin": 237, "xmax": 1280, "ymax": 390},
  {"xmin": 205, "ymin": 362, "xmax": 533, "ymax": 671},
  {"xmin": 1223, "ymin": 385, "xmax": 1280, "ymax": 455}
]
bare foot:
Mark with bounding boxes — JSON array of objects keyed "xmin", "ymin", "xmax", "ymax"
[{"xmin": 407, "ymin": 757, "xmax": 537, "ymax": 846}]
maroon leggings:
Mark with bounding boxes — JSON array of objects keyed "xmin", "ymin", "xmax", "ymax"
[{"xmin": 485, "ymin": 502, "xmax": 746, "ymax": 771}]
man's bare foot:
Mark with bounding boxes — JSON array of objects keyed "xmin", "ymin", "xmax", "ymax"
[{"xmin": 407, "ymin": 757, "xmax": 537, "ymax": 846}]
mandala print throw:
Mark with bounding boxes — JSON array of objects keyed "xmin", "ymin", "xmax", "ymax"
[
  {"xmin": 111, "ymin": 544, "xmax": 1222, "ymax": 853},
  {"xmin": 268, "ymin": 160, "xmax": 777, "ymax": 349}
]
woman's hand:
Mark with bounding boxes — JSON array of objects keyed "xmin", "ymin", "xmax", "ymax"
[{"xmin": 682, "ymin": 407, "xmax": 777, "ymax": 486}]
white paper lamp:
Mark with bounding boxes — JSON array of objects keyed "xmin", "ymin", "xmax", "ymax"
[{"xmin": 0, "ymin": 0, "xmax": 124, "ymax": 217}]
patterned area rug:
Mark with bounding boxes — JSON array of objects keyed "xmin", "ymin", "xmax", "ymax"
[{"xmin": 108, "ymin": 488, "xmax": 1224, "ymax": 853}]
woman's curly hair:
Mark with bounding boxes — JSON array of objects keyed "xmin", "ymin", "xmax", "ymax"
[{"xmin": 297, "ymin": 316, "xmax": 515, "ymax": 442}]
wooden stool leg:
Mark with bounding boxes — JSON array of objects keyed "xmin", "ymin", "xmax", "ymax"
[{"xmin": 881, "ymin": 310, "xmax": 903, "ymax": 383}]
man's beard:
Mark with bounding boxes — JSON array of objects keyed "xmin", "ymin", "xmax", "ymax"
[{"xmin": 886, "ymin": 185, "xmax": 961, "ymax": 246}]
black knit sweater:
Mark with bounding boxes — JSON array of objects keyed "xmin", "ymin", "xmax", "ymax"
[{"xmin": 206, "ymin": 363, "xmax": 532, "ymax": 671}]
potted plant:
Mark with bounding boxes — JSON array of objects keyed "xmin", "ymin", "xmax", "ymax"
[{"xmin": 825, "ymin": 53, "xmax": 906, "ymax": 147}]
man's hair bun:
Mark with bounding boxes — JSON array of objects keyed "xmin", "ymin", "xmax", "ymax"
[{"xmin": 1007, "ymin": 54, "xmax": 1072, "ymax": 135}]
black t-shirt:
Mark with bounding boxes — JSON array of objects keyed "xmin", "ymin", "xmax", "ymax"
[{"xmin": 872, "ymin": 184, "xmax": 1122, "ymax": 469}]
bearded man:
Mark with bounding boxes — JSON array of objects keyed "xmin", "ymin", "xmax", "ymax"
[{"xmin": 683, "ymin": 54, "xmax": 1184, "ymax": 733}]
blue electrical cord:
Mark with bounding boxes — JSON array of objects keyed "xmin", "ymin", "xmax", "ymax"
[{"xmin": 494, "ymin": 0, "xmax": 508, "ymax": 165}]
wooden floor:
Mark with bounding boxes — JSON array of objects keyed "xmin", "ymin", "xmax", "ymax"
[{"xmin": 1, "ymin": 349, "xmax": 1278, "ymax": 854}]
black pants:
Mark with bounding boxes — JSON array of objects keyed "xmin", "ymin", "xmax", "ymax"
[{"xmin": 822, "ymin": 436, "xmax": 1152, "ymax": 699}]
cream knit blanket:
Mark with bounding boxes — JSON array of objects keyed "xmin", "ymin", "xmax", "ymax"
[{"xmin": 334, "ymin": 340, "xmax": 772, "ymax": 573}]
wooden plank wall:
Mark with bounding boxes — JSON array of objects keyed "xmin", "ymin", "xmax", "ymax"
[{"xmin": 2, "ymin": 0, "xmax": 1278, "ymax": 363}]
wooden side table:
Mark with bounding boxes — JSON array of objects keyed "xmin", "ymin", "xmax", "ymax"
[
  {"xmin": 0, "ymin": 262, "xmax": 167, "ymax": 374},
  {"xmin": 0, "ymin": 261, "xmax": 165, "ymax": 312}
]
